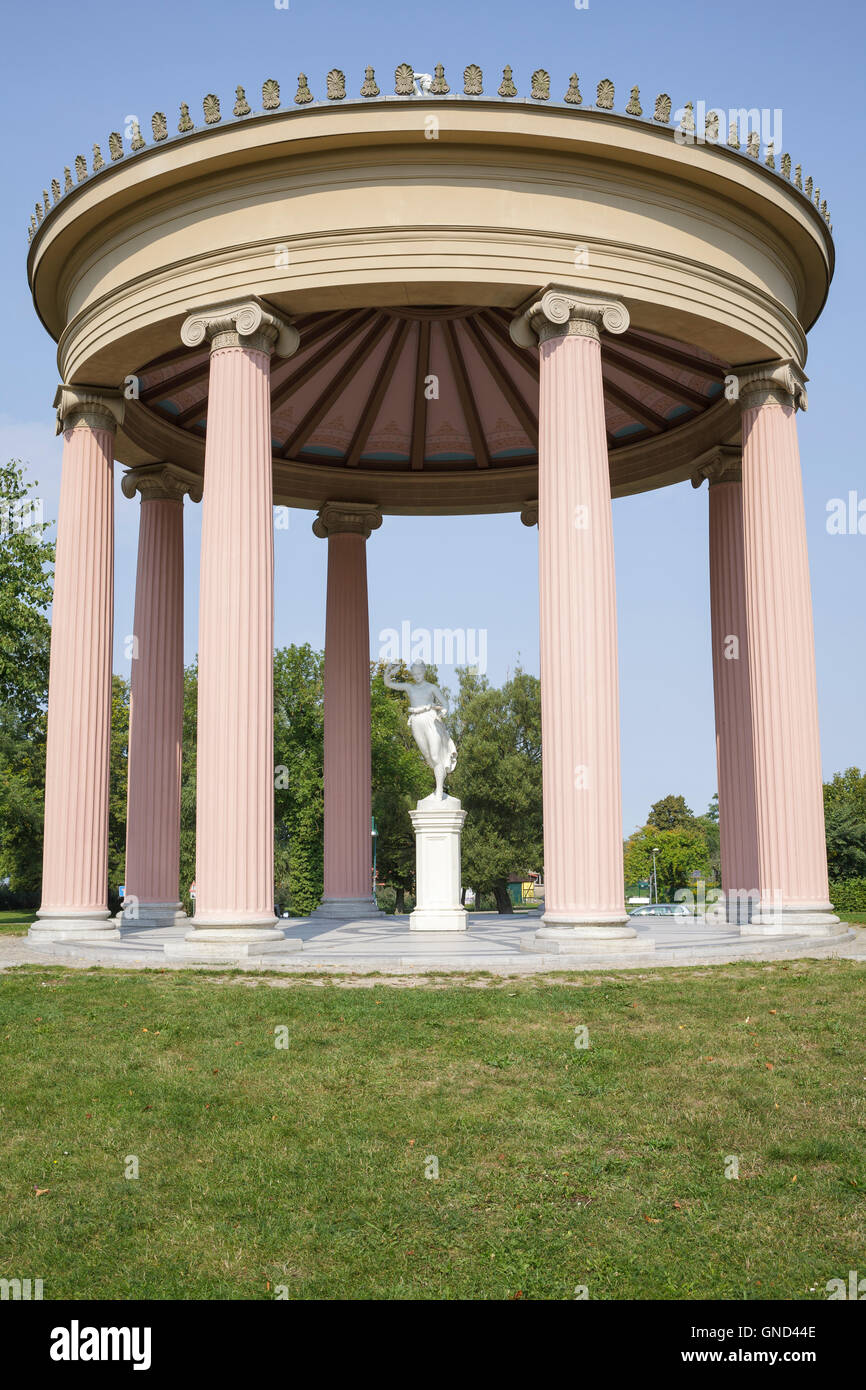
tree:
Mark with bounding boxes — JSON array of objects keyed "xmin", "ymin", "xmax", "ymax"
[
  {"xmin": 449, "ymin": 665, "xmax": 542, "ymax": 913},
  {"xmin": 108, "ymin": 675, "xmax": 129, "ymax": 908},
  {"xmin": 647, "ymin": 794, "xmax": 696, "ymax": 831},
  {"xmin": 824, "ymin": 803, "xmax": 866, "ymax": 879},
  {"xmin": 179, "ymin": 662, "xmax": 198, "ymax": 913},
  {"xmin": 0, "ymin": 460, "xmax": 55, "ymax": 724},
  {"xmin": 273, "ymin": 644, "xmax": 324, "ymax": 915},
  {"xmin": 370, "ymin": 661, "xmax": 428, "ymax": 911},
  {"xmin": 0, "ymin": 462, "xmax": 55, "ymax": 904},
  {"xmin": 623, "ymin": 824, "xmax": 712, "ymax": 903}
]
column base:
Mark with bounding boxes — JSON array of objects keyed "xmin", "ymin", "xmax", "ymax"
[
  {"xmin": 740, "ymin": 902, "xmax": 844, "ymax": 937},
  {"xmin": 30, "ymin": 909, "xmax": 121, "ymax": 942},
  {"xmin": 312, "ymin": 897, "xmax": 384, "ymax": 921},
  {"xmin": 117, "ymin": 902, "xmax": 187, "ymax": 929},
  {"xmin": 409, "ymin": 907, "xmax": 468, "ymax": 933},
  {"xmin": 164, "ymin": 923, "xmax": 300, "ymax": 961},
  {"xmin": 522, "ymin": 918, "xmax": 651, "ymax": 954}
]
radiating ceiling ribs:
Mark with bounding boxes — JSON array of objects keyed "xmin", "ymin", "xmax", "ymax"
[
  {"xmin": 442, "ymin": 319, "xmax": 491, "ymax": 469},
  {"xmin": 410, "ymin": 320, "xmax": 432, "ymax": 471},
  {"xmin": 460, "ymin": 315, "xmax": 539, "ymax": 446},
  {"xmin": 602, "ymin": 379, "xmax": 668, "ymax": 433},
  {"xmin": 281, "ymin": 313, "xmax": 392, "ymax": 459},
  {"xmin": 270, "ymin": 309, "xmax": 372, "ymax": 413},
  {"xmin": 344, "ymin": 316, "xmax": 411, "ymax": 467},
  {"xmin": 478, "ymin": 309, "xmax": 540, "ymax": 381},
  {"xmin": 603, "ymin": 344, "xmax": 708, "ymax": 408},
  {"xmin": 624, "ymin": 331, "xmax": 726, "ymax": 378}
]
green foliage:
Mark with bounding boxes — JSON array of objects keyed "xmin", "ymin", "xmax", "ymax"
[
  {"xmin": 371, "ymin": 661, "xmax": 428, "ymax": 907},
  {"xmin": 623, "ymin": 823, "xmax": 713, "ymax": 902},
  {"xmin": 449, "ymin": 664, "xmax": 542, "ymax": 910},
  {"xmin": 823, "ymin": 768, "xmax": 866, "ymax": 880},
  {"xmin": 179, "ymin": 664, "xmax": 198, "ymax": 913},
  {"xmin": 0, "ymin": 460, "xmax": 55, "ymax": 725},
  {"xmin": 0, "ymin": 706, "xmax": 45, "ymax": 902},
  {"xmin": 273, "ymin": 644, "xmax": 324, "ymax": 915},
  {"xmin": 827, "ymin": 877, "xmax": 866, "ymax": 913},
  {"xmin": 0, "ymin": 462, "xmax": 55, "ymax": 904},
  {"xmin": 108, "ymin": 676, "xmax": 129, "ymax": 908},
  {"xmin": 646, "ymin": 794, "xmax": 696, "ymax": 831}
]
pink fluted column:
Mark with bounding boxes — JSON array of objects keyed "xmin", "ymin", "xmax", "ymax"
[
  {"xmin": 693, "ymin": 448, "xmax": 760, "ymax": 923},
  {"xmin": 312, "ymin": 502, "xmax": 383, "ymax": 919},
  {"xmin": 738, "ymin": 361, "xmax": 839, "ymax": 934},
  {"xmin": 121, "ymin": 465, "xmax": 201, "ymax": 927},
  {"xmin": 171, "ymin": 299, "xmax": 300, "ymax": 955},
  {"xmin": 511, "ymin": 287, "xmax": 643, "ymax": 951},
  {"xmin": 32, "ymin": 387, "xmax": 124, "ymax": 939}
]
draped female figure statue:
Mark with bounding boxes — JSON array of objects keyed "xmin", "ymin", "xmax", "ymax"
[{"xmin": 384, "ymin": 661, "xmax": 457, "ymax": 801}]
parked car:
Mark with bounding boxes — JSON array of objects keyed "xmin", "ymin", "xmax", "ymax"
[{"xmin": 628, "ymin": 903, "xmax": 693, "ymax": 918}]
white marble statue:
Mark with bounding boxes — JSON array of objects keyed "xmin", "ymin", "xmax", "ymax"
[{"xmin": 384, "ymin": 660, "xmax": 458, "ymax": 800}]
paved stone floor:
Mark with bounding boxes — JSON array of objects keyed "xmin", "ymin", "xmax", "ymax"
[{"xmin": 4, "ymin": 911, "xmax": 864, "ymax": 974}]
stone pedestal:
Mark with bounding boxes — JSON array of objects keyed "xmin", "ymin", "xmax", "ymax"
[{"xmin": 409, "ymin": 796, "xmax": 468, "ymax": 932}]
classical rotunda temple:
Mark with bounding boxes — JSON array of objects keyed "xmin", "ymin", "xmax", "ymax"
[{"xmin": 25, "ymin": 62, "xmax": 842, "ymax": 957}]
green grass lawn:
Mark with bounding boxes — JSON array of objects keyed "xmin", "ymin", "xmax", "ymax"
[
  {"xmin": 0, "ymin": 958, "xmax": 863, "ymax": 1300},
  {"xmin": 0, "ymin": 910, "xmax": 34, "ymax": 935}
]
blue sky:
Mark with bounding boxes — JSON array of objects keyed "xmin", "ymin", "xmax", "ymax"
[{"xmin": 2, "ymin": 0, "xmax": 864, "ymax": 833}]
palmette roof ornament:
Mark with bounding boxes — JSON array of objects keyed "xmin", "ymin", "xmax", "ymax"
[
  {"xmin": 498, "ymin": 65, "xmax": 517, "ymax": 97},
  {"xmin": 463, "ymin": 64, "xmax": 483, "ymax": 96},
  {"xmin": 531, "ymin": 69, "xmax": 550, "ymax": 101},
  {"xmin": 51, "ymin": 178, "xmax": 60, "ymax": 203},
  {"xmin": 360, "ymin": 66, "xmax": 379, "ymax": 97},
  {"xmin": 395, "ymin": 63, "xmax": 414, "ymax": 96},
  {"xmin": 430, "ymin": 63, "xmax": 449, "ymax": 95},
  {"xmin": 653, "ymin": 93, "xmax": 671, "ymax": 123},
  {"xmin": 26, "ymin": 65, "xmax": 834, "ymax": 246},
  {"xmin": 326, "ymin": 69, "xmax": 346, "ymax": 100},
  {"xmin": 596, "ymin": 78, "xmax": 615, "ymax": 109}
]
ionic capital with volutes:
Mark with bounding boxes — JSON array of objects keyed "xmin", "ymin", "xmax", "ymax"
[
  {"xmin": 180, "ymin": 297, "xmax": 300, "ymax": 357},
  {"xmin": 690, "ymin": 445, "xmax": 743, "ymax": 489},
  {"xmin": 736, "ymin": 359, "xmax": 808, "ymax": 412},
  {"xmin": 121, "ymin": 463, "xmax": 203, "ymax": 504},
  {"xmin": 509, "ymin": 284, "xmax": 630, "ymax": 347},
  {"xmin": 312, "ymin": 501, "xmax": 383, "ymax": 540},
  {"xmin": 54, "ymin": 384, "xmax": 124, "ymax": 435}
]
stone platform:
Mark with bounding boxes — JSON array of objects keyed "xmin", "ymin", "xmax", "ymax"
[{"xmin": 7, "ymin": 911, "xmax": 862, "ymax": 975}]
